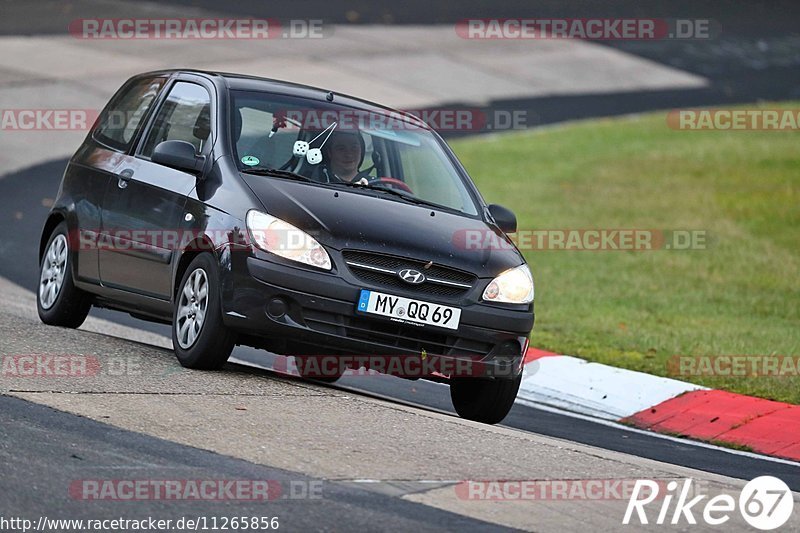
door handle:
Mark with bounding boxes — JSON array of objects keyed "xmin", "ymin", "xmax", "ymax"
[{"xmin": 118, "ymin": 168, "xmax": 134, "ymax": 189}]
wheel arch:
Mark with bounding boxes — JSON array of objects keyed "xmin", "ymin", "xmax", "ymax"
[
  {"xmin": 39, "ymin": 212, "xmax": 67, "ymax": 263},
  {"xmin": 172, "ymin": 237, "xmax": 219, "ymax": 301}
]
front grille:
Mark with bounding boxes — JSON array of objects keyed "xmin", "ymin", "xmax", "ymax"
[
  {"xmin": 303, "ymin": 308, "xmax": 493, "ymax": 358},
  {"xmin": 342, "ymin": 250, "xmax": 476, "ymax": 299}
]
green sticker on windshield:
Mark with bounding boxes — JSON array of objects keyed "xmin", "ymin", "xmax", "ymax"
[{"xmin": 241, "ymin": 155, "xmax": 260, "ymax": 166}]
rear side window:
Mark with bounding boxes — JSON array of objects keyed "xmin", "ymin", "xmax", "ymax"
[
  {"xmin": 141, "ymin": 82, "xmax": 212, "ymax": 158},
  {"xmin": 93, "ymin": 77, "xmax": 166, "ymax": 152}
]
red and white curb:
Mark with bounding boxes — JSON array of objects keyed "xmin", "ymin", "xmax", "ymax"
[{"xmin": 520, "ymin": 348, "xmax": 800, "ymax": 462}]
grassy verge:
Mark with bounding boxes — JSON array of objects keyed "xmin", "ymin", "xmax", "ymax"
[{"xmin": 450, "ymin": 103, "xmax": 800, "ymax": 403}]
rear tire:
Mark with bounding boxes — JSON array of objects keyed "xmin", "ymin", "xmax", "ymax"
[
  {"xmin": 172, "ymin": 253, "xmax": 235, "ymax": 370},
  {"xmin": 37, "ymin": 221, "xmax": 91, "ymax": 328},
  {"xmin": 450, "ymin": 374, "xmax": 522, "ymax": 424}
]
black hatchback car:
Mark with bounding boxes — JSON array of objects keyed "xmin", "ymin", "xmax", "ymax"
[{"xmin": 37, "ymin": 70, "xmax": 534, "ymax": 423}]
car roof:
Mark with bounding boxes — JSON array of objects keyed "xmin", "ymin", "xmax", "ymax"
[{"xmin": 135, "ymin": 69, "xmax": 430, "ymax": 129}]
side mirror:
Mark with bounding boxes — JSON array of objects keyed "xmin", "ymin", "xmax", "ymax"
[
  {"xmin": 488, "ymin": 204, "xmax": 517, "ymax": 234},
  {"xmin": 152, "ymin": 140, "xmax": 205, "ymax": 174}
]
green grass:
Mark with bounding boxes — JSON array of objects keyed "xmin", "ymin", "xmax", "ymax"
[{"xmin": 450, "ymin": 103, "xmax": 800, "ymax": 403}]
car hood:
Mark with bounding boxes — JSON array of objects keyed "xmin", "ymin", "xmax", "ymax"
[{"xmin": 241, "ymin": 174, "xmax": 524, "ymax": 278}]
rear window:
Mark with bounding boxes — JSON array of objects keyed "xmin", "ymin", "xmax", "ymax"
[{"xmin": 93, "ymin": 77, "xmax": 166, "ymax": 152}]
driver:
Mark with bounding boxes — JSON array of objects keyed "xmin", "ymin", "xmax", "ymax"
[{"xmin": 321, "ymin": 129, "xmax": 371, "ymax": 185}]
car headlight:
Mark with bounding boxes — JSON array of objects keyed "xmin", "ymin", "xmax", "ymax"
[
  {"xmin": 482, "ymin": 264, "xmax": 534, "ymax": 304},
  {"xmin": 246, "ymin": 210, "xmax": 331, "ymax": 270}
]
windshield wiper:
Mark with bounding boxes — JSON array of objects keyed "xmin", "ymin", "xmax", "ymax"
[
  {"xmin": 333, "ymin": 181, "xmax": 444, "ymax": 209},
  {"xmin": 240, "ymin": 167, "xmax": 315, "ymax": 183}
]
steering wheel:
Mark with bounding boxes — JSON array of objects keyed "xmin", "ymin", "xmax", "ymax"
[{"xmin": 368, "ymin": 177, "xmax": 413, "ymax": 195}]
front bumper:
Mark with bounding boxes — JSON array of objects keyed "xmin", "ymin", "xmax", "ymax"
[{"xmin": 221, "ymin": 250, "xmax": 534, "ymax": 379}]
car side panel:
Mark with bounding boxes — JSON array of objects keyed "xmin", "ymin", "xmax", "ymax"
[
  {"xmin": 98, "ymin": 155, "xmax": 195, "ymax": 299},
  {"xmin": 63, "ymin": 144, "xmax": 131, "ymax": 283}
]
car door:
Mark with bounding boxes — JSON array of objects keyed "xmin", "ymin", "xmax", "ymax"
[
  {"xmin": 71, "ymin": 76, "xmax": 166, "ymax": 283},
  {"xmin": 98, "ymin": 80, "xmax": 212, "ymax": 299}
]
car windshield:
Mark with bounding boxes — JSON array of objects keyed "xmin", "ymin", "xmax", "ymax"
[{"xmin": 230, "ymin": 90, "xmax": 480, "ymax": 216}]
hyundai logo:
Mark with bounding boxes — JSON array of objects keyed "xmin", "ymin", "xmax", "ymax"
[{"xmin": 398, "ymin": 268, "xmax": 426, "ymax": 285}]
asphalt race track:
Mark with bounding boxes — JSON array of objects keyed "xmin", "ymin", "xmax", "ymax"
[
  {"xmin": 0, "ymin": 395, "xmax": 508, "ymax": 531},
  {"xmin": 1, "ymin": 159, "xmax": 798, "ymax": 494}
]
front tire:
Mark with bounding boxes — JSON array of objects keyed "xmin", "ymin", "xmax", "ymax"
[
  {"xmin": 37, "ymin": 221, "xmax": 91, "ymax": 328},
  {"xmin": 172, "ymin": 253, "xmax": 235, "ymax": 370},
  {"xmin": 450, "ymin": 374, "xmax": 522, "ymax": 424}
]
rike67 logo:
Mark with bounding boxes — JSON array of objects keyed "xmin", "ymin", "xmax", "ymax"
[{"xmin": 624, "ymin": 476, "xmax": 794, "ymax": 530}]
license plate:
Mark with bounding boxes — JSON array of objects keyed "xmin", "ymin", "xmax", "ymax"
[{"xmin": 356, "ymin": 290, "xmax": 461, "ymax": 330}]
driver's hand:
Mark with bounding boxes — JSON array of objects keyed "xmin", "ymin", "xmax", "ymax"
[{"xmin": 355, "ymin": 177, "xmax": 369, "ymax": 185}]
